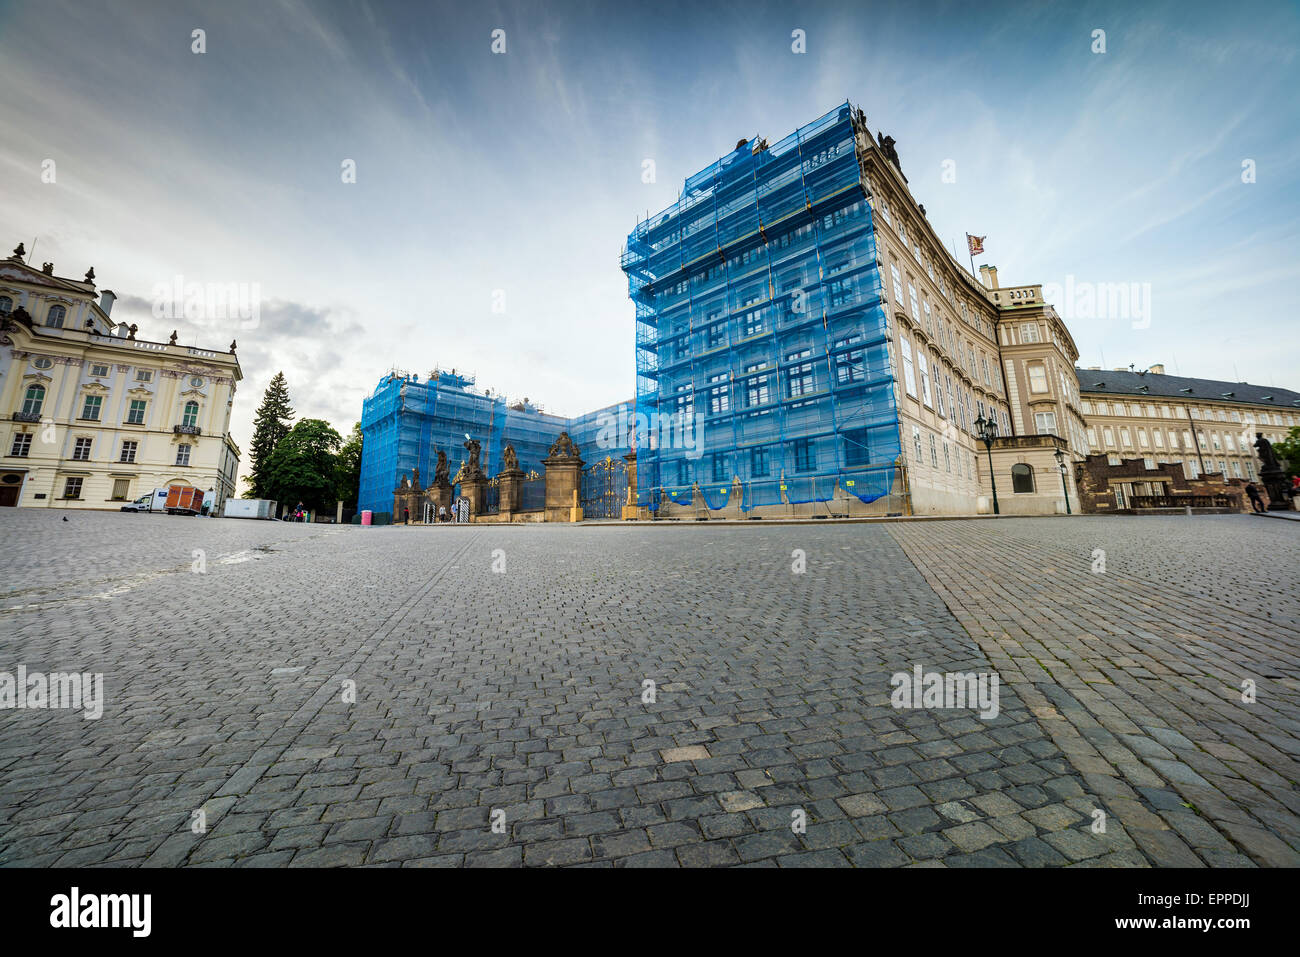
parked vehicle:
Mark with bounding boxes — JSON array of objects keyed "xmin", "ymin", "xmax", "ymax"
[
  {"xmin": 120, "ymin": 488, "xmax": 169, "ymax": 513},
  {"xmin": 223, "ymin": 498, "xmax": 277, "ymax": 520},
  {"xmin": 164, "ymin": 485, "xmax": 203, "ymax": 515}
]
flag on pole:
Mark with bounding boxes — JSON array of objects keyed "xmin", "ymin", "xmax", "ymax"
[{"xmin": 966, "ymin": 234, "xmax": 986, "ymax": 256}]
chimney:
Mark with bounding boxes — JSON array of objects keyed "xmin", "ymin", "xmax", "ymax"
[
  {"xmin": 100, "ymin": 289, "xmax": 116, "ymax": 316},
  {"xmin": 1148, "ymin": 363, "xmax": 1165, "ymax": 375},
  {"xmin": 978, "ymin": 264, "xmax": 999, "ymax": 290}
]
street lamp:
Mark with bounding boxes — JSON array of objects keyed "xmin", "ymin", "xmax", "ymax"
[
  {"xmin": 974, "ymin": 412, "xmax": 999, "ymax": 515},
  {"xmin": 1054, "ymin": 447, "xmax": 1072, "ymax": 515}
]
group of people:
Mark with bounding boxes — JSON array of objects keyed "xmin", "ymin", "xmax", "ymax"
[{"xmin": 290, "ymin": 501, "xmax": 310, "ymax": 522}]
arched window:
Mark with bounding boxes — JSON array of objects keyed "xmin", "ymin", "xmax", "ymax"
[
  {"xmin": 46, "ymin": 304, "xmax": 66, "ymax": 328},
  {"xmin": 0, "ymin": 296, "xmax": 12, "ymax": 314},
  {"xmin": 22, "ymin": 383, "xmax": 45, "ymax": 416},
  {"xmin": 1011, "ymin": 463, "xmax": 1035, "ymax": 493},
  {"xmin": 182, "ymin": 401, "xmax": 199, "ymax": 427}
]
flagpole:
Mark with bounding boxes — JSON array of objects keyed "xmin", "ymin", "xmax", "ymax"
[{"xmin": 966, "ymin": 234, "xmax": 975, "ymax": 279}]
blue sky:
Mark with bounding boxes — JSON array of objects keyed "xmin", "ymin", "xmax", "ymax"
[{"xmin": 2, "ymin": 0, "xmax": 1297, "ymax": 482}]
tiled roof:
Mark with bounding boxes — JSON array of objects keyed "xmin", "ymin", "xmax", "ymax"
[{"xmin": 1075, "ymin": 368, "xmax": 1300, "ymax": 408}]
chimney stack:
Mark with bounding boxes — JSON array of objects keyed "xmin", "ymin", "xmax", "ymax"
[
  {"xmin": 99, "ymin": 289, "xmax": 116, "ymax": 316},
  {"xmin": 1148, "ymin": 363, "xmax": 1165, "ymax": 375},
  {"xmin": 978, "ymin": 264, "xmax": 999, "ymax": 290}
]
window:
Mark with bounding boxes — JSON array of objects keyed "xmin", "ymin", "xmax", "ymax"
[
  {"xmin": 788, "ymin": 361, "xmax": 815, "ymax": 397},
  {"xmin": 917, "ymin": 352, "xmax": 932, "ymax": 407},
  {"xmin": 89, "ymin": 364, "xmax": 109, "ymax": 378},
  {"xmin": 136, "ymin": 369, "xmax": 153, "ymax": 382},
  {"xmin": 182, "ymin": 401, "xmax": 200, "ymax": 427},
  {"xmin": 745, "ymin": 373, "xmax": 770, "ymax": 408},
  {"xmin": 72, "ymin": 437, "xmax": 92, "ymax": 461},
  {"xmin": 0, "ymin": 296, "xmax": 11, "ymax": 314},
  {"xmin": 34, "ymin": 357, "xmax": 53, "ymax": 370},
  {"xmin": 706, "ymin": 323, "xmax": 726, "ymax": 350},
  {"xmin": 127, "ymin": 399, "xmax": 146, "ymax": 425},
  {"xmin": 1153, "ymin": 431, "xmax": 1164, "ymax": 448},
  {"xmin": 120, "ymin": 440, "xmax": 138, "ymax": 463},
  {"xmin": 1020, "ymin": 322, "xmax": 1039, "ymax": 343},
  {"xmin": 793, "ymin": 438, "xmax": 815, "ymax": 473},
  {"xmin": 676, "ymin": 460, "xmax": 691, "ymax": 487},
  {"xmin": 891, "ymin": 264, "xmax": 904, "ymax": 306},
  {"xmin": 843, "ymin": 429, "xmax": 871, "ymax": 467},
  {"xmin": 1011, "ymin": 464, "xmax": 1035, "ymax": 493},
  {"xmin": 1103, "ymin": 428, "xmax": 1115, "ymax": 447},
  {"xmin": 899, "ymin": 337, "xmax": 917, "ymax": 399},
  {"xmin": 22, "ymin": 384, "xmax": 45, "ymax": 416},
  {"xmin": 922, "ymin": 301, "xmax": 932, "ymax": 337},
  {"xmin": 943, "ymin": 442, "xmax": 951, "ymax": 472},
  {"xmin": 47, "ymin": 305, "xmax": 66, "ymax": 328},
  {"xmin": 912, "ymin": 426, "xmax": 923, "ymax": 462},
  {"xmin": 751, "ymin": 446, "xmax": 770, "ymax": 478},
  {"xmin": 929, "ymin": 433, "xmax": 938, "ymax": 468},
  {"xmin": 176, "ymin": 444, "xmax": 191, "ymax": 466},
  {"xmin": 190, "ymin": 376, "xmax": 204, "ymax": 388},
  {"xmin": 111, "ymin": 478, "xmax": 131, "ymax": 501},
  {"xmin": 10, "ymin": 433, "xmax": 32, "ymax": 457},
  {"xmin": 1232, "ymin": 461, "xmax": 1242, "ymax": 478},
  {"xmin": 708, "ymin": 375, "xmax": 730, "ymax": 415},
  {"xmin": 711, "ymin": 452, "xmax": 727, "ymax": 484},
  {"xmin": 63, "ymin": 477, "xmax": 83, "ymax": 499},
  {"xmin": 81, "ymin": 395, "xmax": 102, "ymax": 420},
  {"xmin": 835, "ymin": 337, "xmax": 864, "ymax": 385},
  {"xmin": 908, "ymin": 283, "xmax": 920, "ymax": 322},
  {"xmin": 1027, "ymin": 362, "xmax": 1048, "ymax": 394},
  {"xmin": 1120, "ymin": 428, "xmax": 1132, "ymax": 447}
]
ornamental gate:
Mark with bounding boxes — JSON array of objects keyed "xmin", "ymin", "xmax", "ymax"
[{"xmin": 581, "ymin": 456, "xmax": 628, "ymax": 520}]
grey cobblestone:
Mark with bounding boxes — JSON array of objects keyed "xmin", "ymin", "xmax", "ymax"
[{"xmin": 1, "ymin": 511, "xmax": 1294, "ymax": 867}]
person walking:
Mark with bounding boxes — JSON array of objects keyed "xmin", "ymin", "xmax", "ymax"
[
  {"xmin": 438, "ymin": 503, "xmax": 447, "ymax": 523},
  {"xmin": 1245, "ymin": 482, "xmax": 1265, "ymax": 513}
]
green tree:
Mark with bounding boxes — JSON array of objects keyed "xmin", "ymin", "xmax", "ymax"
[
  {"xmin": 335, "ymin": 422, "xmax": 363, "ymax": 507},
  {"xmin": 245, "ymin": 371, "xmax": 295, "ymax": 498},
  {"xmin": 264, "ymin": 418, "xmax": 343, "ymax": 513},
  {"xmin": 1273, "ymin": 425, "xmax": 1300, "ymax": 478}
]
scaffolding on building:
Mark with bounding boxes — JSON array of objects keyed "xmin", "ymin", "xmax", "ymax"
[{"xmin": 621, "ymin": 102, "xmax": 903, "ymax": 511}]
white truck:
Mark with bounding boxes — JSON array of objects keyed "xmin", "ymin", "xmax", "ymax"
[
  {"xmin": 223, "ymin": 498, "xmax": 277, "ymax": 520},
  {"xmin": 120, "ymin": 488, "xmax": 169, "ymax": 513}
]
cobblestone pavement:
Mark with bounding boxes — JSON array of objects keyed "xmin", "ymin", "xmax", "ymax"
[
  {"xmin": 889, "ymin": 516, "xmax": 1300, "ymax": 867},
  {"xmin": 0, "ymin": 510, "xmax": 1295, "ymax": 867}
]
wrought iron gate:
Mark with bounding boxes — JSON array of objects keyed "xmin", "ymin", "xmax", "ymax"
[{"xmin": 581, "ymin": 456, "xmax": 628, "ymax": 519}]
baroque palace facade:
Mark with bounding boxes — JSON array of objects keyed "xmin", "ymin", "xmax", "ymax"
[{"xmin": 0, "ymin": 245, "xmax": 242, "ymax": 512}]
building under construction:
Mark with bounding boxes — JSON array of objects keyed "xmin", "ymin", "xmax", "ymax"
[
  {"xmin": 357, "ymin": 368, "xmax": 631, "ymax": 515},
  {"xmin": 622, "ymin": 103, "xmax": 904, "ymax": 513}
]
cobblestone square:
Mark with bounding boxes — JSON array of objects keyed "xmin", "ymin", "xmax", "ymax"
[{"xmin": 1, "ymin": 510, "xmax": 1297, "ymax": 867}]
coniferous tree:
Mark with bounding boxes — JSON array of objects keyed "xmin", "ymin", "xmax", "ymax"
[{"xmin": 245, "ymin": 371, "xmax": 295, "ymax": 498}]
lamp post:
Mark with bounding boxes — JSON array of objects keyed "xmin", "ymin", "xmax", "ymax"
[
  {"xmin": 975, "ymin": 412, "xmax": 999, "ymax": 515},
  {"xmin": 1054, "ymin": 447, "xmax": 1072, "ymax": 515}
]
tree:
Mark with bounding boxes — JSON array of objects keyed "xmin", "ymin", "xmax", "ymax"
[
  {"xmin": 335, "ymin": 422, "xmax": 363, "ymax": 507},
  {"xmin": 245, "ymin": 372, "xmax": 294, "ymax": 498},
  {"xmin": 264, "ymin": 419, "xmax": 343, "ymax": 513},
  {"xmin": 1273, "ymin": 425, "xmax": 1300, "ymax": 478}
]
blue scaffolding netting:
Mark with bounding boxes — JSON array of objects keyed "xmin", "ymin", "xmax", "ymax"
[
  {"xmin": 358, "ymin": 370, "xmax": 633, "ymax": 514},
  {"xmin": 621, "ymin": 102, "xmax": 903, "ymax": 511}
]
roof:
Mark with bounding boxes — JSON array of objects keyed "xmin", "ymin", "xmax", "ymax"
[{"xmin": 1075, "ymin": 368, "xmax": 1300, "ymax": 409}]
